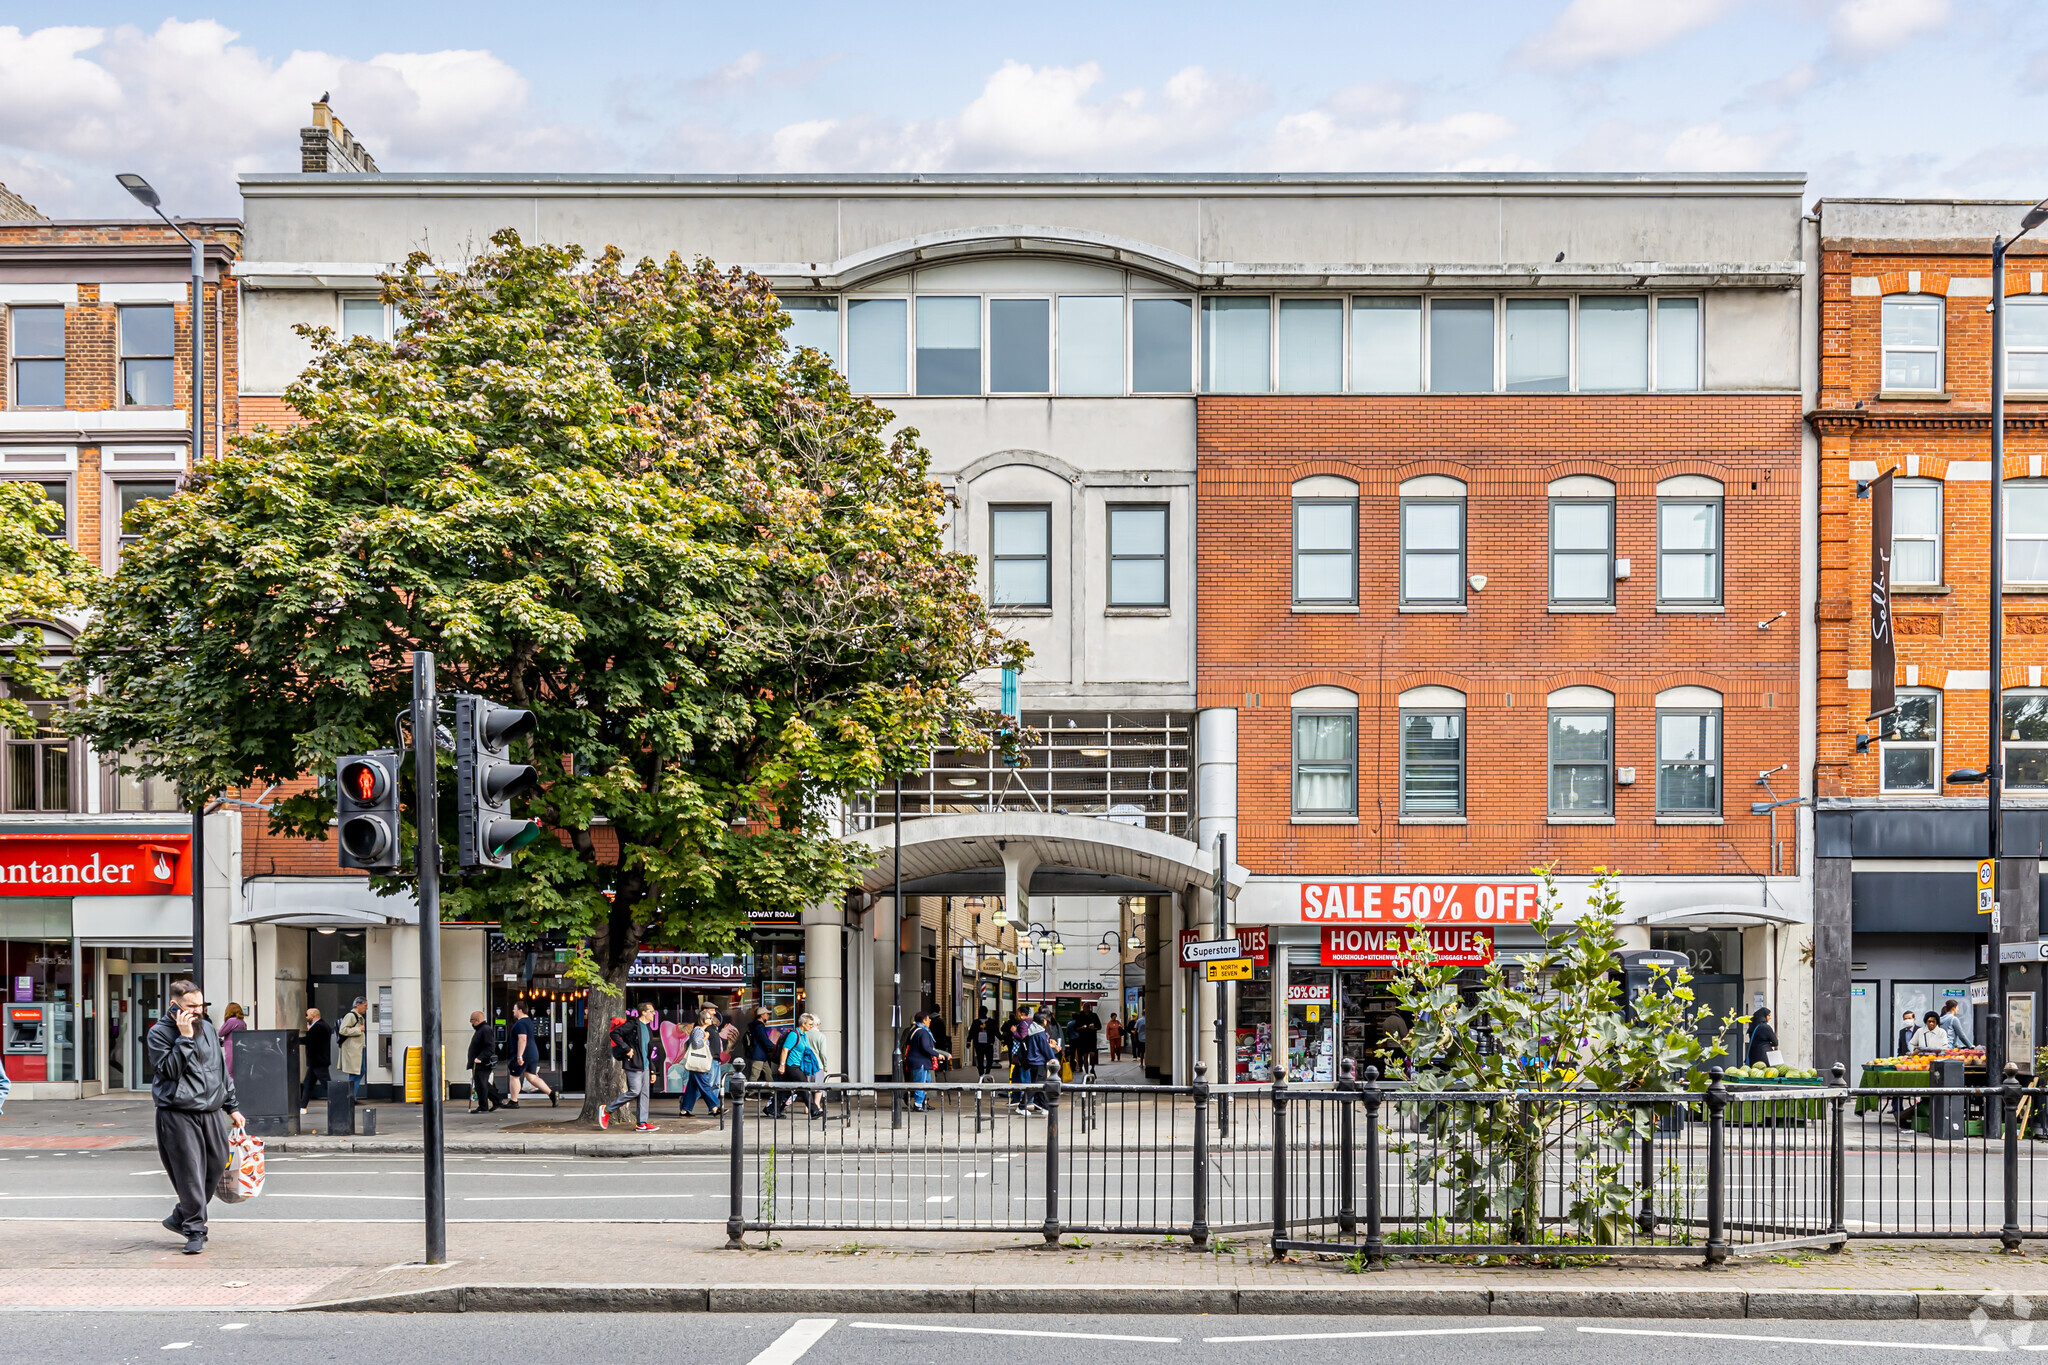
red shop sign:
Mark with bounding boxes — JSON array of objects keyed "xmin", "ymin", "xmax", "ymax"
[
  {"xmin": 0, "ymin": 834, "xmax": 189, "ymax": 897},
  {"xmin": 1321, "ymin": 925, "xmax": 1495, "ymax": 967},
  {"xmin": 1284, "ymin": 982, "xmax": 1332, "ymax": 1004},
  {"xmin": 1299, "ymin": 880, "xmax": 1537, "ymax": 924}
]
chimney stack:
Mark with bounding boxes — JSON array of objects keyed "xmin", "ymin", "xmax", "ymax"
[{"xmin": 301, "ymin": 97, "xmax": 380, "ymax": 174}]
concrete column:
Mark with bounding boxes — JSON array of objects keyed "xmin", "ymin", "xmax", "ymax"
[
  {"xmin": 1195, "ymin": 708, "xmax": 1239, "ymax": 858},
  {"xmin": 847, "ymin": 912, "xmax": 875, "ymax": 1083},
  {"xmin": 1812, "ymin": 856, "xmax": 1852, "ymax": 1072},
  {"xmin": 442, "ymin": 927, "xmax": 486, "ymax": 1095},
  {"xmin": 389, "ymin": 924, "xmax": 421, "ymax": 1098},
  {"xmin": 364, "ymin": 928, "xmax": 394, "ymax": 1087},
  {"xmin": 1999, "ymin": 858, "xmax": 2041, "ymax": 1063},
  {"xmin": 271, "ymin": 926, "xmax": 307, "ymax": 1031},
  {"xmin": 802, "ymin": 899, "xmax": 846, "ymax": 1082},
  {"xmin": 250, "ymin": 924, "xmax": 278, "ymax": 1031},
  {"xmin": 201, "ymin": 808, "xmax": 237, "ymax": 1011}
]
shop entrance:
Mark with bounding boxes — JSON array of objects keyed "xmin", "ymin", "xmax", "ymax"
[{"xmin": 120, "ymin": 971, "xmax": 174, "ymax": 1090}]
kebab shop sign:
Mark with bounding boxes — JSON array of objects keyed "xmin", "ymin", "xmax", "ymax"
[
  {"xmin": 1299, "ymin": 879, "xmax": 1538, "ymax": 924},
  {"xmin": 0, "ymin": 834, "xmax": 189, "ymax": 896}
]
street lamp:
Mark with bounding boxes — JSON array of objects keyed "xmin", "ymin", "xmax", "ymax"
[
  {"xmin": 1987, "ymin": 196, "xmax": 2048, "ymax": 1084},
  {"xmin": 117, "ymin": 173, "xmax": 207, "ymax": 1000}
]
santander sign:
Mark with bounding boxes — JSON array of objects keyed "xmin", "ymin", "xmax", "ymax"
[{"xmin": 0, "ymin": 834, "xmax": 189, "ymax": 897}]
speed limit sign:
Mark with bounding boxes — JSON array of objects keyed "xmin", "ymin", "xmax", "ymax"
[{"xmin": 1978, "ymin": 858, "xmax": 1997, "ymax": 914}]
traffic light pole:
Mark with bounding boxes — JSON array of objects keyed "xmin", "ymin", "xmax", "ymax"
[{"xmin": 412, "ymin": 651, "xmax": 447, "ymax": 1265}]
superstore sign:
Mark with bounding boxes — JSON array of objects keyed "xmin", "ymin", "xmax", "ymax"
[{"xmin": 1299, "ymin": 880, "xmax": 1538, "ymax": 924}]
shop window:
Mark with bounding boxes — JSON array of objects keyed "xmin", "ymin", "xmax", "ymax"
[
  {"xmin": 782, "ymin": 297, "xmax": 839, "ymax": 365},
  {"xmin": 119, "ymin": 305, "xmax": 175, "ymax": 407},
  {"xmin": 989, "ymin": 298, "xmax": 1050, "ymax": 394},
  {"xmin": 1429, "ymin": 298, "xmax": 1495, "ymax": 392},
  {"xmin": 1882, "ymin": 295, "xmax": 1944, "ymax": 393},
  {"xmin": 10, "ymin": 306, "xmax": 65, "ymax": 407},
  {"xmin": 1550, "ymin": 489, "xmax": 1615, "ymax": 604},
  {"xmin": 1057, "ymin": 295, "xmax": 1123, "ymax": 395},
  {"xmin": 1352, "ymin": 296, "xmax": 1421, "ymax": 392},
  {"xmin": 989, "ymin": 504, "xmax": 1051, "ymax": 608},
  {"xmin": 1504, "ymin": 298, "xmax": 1569, "ymax": 391},
  {"xmin": 1655, "ymin": 298, "xmax": 1700, "ymax": 391},
  {"xmin": 1202, "ymin": 296, "xmax": 1270, "ymax": 393},
  {"xmin": 1548, "ymin": 698, "xmax": 1613, "ymax": 817},
  {"xmin": 1399, "ymin": 704, "xmax": 1464, "ymax": 815},
  {"xmin": 5, "ymin": 699, "xmax": 73, "ymax": 813},
  {"xmin": 916, "ymin": 296, "xmax": 981, "ymax": 396},
  {"xmin": 1293, "ymin": 491, "xmax": 1358, "ymax": 605},
  {"xmin": 845, "ymin": 297, "xmax": 908, "ymax": 393},
  {"xmin": 2006, "ymin": 481, "xmax": 2048, "ymax": 586},
  {"xmin": 1131, "ymin": 297, "xmax": 1194, "ymax": 393},
  {"xmin": 1656, "ymin": 708, "xmax": 1721, "ymax": 814},
  {"xmin": 1880, "ymin": 689, "xmax": 1939, "ymax": 793},
  {"xmin": 1578, "ymin": 296, "xmax": 1649, "ymax": 391},
  {"xmin": 1277, "ymin": 299, "xmax": 1342, "ymax": 393},
  {"xmin": 1292, "ymin": 702, "xmax": 1357, "ymax": 817},
  {"xmin": 1106, "ymin": 504, "xmax": 1168, "ymax": 607},
  {"xmin": 1658, "ymin": 491, "xmax": 1723, "ymax": 604},
  {"xmin": 1893, "ymin": 478, "xmax": 1942, "ymax": 585},
  {"xmin": 2005, "ymin": 690, "xmax": 2048, "ymax": 790}
]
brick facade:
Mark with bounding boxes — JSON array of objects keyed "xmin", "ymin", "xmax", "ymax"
[{"xmin": 1198, "ymin": 394, "xmax": 1804, "ymax": 879}]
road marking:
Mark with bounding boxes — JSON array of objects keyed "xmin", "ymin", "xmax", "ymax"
[
  {"xmin": 926, "ymin": 1195, "xmax": 955, "ymax": 1203},
  {"xmin": 461, "ymin": 1194, "xmax": 696, "ymax": 1201},
  {"xmin": 746, "ymin": 1318, "xmax": 837, "ymax": 1365},
  {"xmin": 161, "ymin": 1343, "xmax": 192, "ymax": 1351},
  {"xmin": 851, "ymin": 1322, "xmax": 1179, "ymax": 1344},
  {"xmin": 1577, "ymin": 1328, "xmax": 2000, "ymax": 1352},
  {"xmin": 1207, "ymin": 1326, "xmax": 1544, "ymax": 1345},
  {"xmin": 220, "ymin": 1324, "xmax": 247, "ymax": 1331}
]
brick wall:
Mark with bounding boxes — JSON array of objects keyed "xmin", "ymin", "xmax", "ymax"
[
  {"xmin": 1815, "ymin": 239, "xmax": 2048, "ymax": 797},
  {"xmin": 1198, "ymin": 394, "xmax": 1804, "ymax": 878}
]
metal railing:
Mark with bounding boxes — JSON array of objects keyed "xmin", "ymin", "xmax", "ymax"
[{"xmin": 720, "ymin": 1063, "xmax": 2048, "ymax": 1263}]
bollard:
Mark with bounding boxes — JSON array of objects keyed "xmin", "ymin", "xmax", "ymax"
[
  {"xmin": 1191, "ymin": 1062, "xmax": 1211, "ymax": 1248},
  {"xmin": 1337, "ymin": 1058, "xmax": 1358, "ymax": 1236},
  {"xmin": 1704, "ymin": 1066, "xmax": 1728, "ymax": 1268},
  {"xmin": 1270, "ymin": 1074, "xmax": 1289, "ymax": 1259},
  {"xmin": 1828, "ymin": 1063, "xmax": 1848, "ymax": 1248},
  {"xmin": 2003, "ymin": 1062, "xmax": 2024, "ymax": 1253},
  {"xmin": 724, "ymin": 1070, "xmax": 747, "ymax": 1249},
  {"xmin": 1362, "ymin": 1066, "xmax": 1384, "ymax": 1268},
  {"xmin": 1041, "ymin": 1072, "xmax": 1063, "ymax": 1245}
]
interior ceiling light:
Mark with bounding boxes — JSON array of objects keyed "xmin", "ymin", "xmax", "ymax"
[
  {"xmin": 1078, "ymin": 748, "xmax": 1109, "ymax": 758},
  {"xmin": 946, "ymin": 776, "xmax": 978, "ymax": 787}
]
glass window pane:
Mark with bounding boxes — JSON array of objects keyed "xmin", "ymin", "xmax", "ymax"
[
  {"xmin": 989, "ymin": 298, "xmax": 1049, "ymax": 393},
  {"xmin": 1296, "ymin": 501, "xmax": 1354, "ymax": 552},
  {"xmin": 1882, "ymin": 748, "xmax": 1933, "ymax": 790},
  {"xmin": 1884, "ymin": 350, "xmax": 1941, "ymax": 391},
  {"xmin": 8, "ymin": 745, "xmax": 33, "ymax": 810},
  {"xmin": 1352, "ymin": 297, "xmax": 1421, "ymax": 392},
  {"xmin": 1401, "ymin": 712, "xmax": 1462, "ymax": 813},
  {"xmin": 1403, "ymin": 502, "xmax": 1460, "ymax": 550},
  {"xmin": 991, "ymin": 558, "xmax": 1049, "ymax": 607},
  {"xmin": 1429, "ymin": 299, "xmax": 1494, "ymax": 392},
  {"xmin": 1657, "ymin": 298, "xmax": 1700, "ymax": 391},
  {"xmin": 1504, "ymin": 299, "xmax": 1569, "ymax": 391},
  {"xmin": 1294, "ymin": 713, "xmax": 1354, "ymax": 813},
  {"xmin": 2009, "ymin": 486, "xmax": 2048, "ymax": 534},
  {"xmin": 119, "ymin": 481, "xmax": 175, "ymax": 537},
  {"xmin": 1554, "ymin": 502, "xmax": 1611, "ymax": 550},
  {"xmin": 1405, "ymin": 553, "xmax": 1461, "ymax": 601},
  {"xmin": 1295, "ymin": 553, "xmax": 1354, "ymax": 601},
  {"xmin": 123, "ymin": 358, "xmax": 172, "ymax": 406},
  {"xmin": 991, "ymin": 506, "xmax": 1048, "ymax": 556},
  {"xmin": 2009, "ymin": 302, "xmax": 2048, "ymax": 349},
  {"xmin": 120, "ymin": 306, "xmax": 174, "ymax": 358},
  {"xmin": 1659, "ymin": 712, "xmax": 1712, "ymax": 761},
  {"xmin": 2011, "ymin": 353, "xmax": 2048, "ymax": 391},
  {"xmin": 782, "ymin": 298, "xmax": 839, "ymax": 365},
  {"xmin": 41, "ymin": 743, "xmax": 67, "ymax": 811},
  {"xmin": 1660, "ymin": 553, "xmax": 1713, "ymax": 600},
  {"xmin": 14, "ymin": 358, "xmax": 64, "ymax": 405},
  {"xmin": 1131, "ymin": 298, "xmax": 1193, "ymax": 393},
  {"xmin": 846, "ymin": 298, "xmax": 907, "ymax": 393},
  {"xmin": 2011, "ymin": 541, "xmax": 2048, "ymax": 583},
  {"xmin": 1109, "ymin": 558, "xmax": 1166, "ymax": 607},
  {"xmin": 341, "ymin": 298, "xmax": 387, "ymax": 342},
  {"xmin": 1058, "ymin": 296, "xmax": 1124, "ymax": 395},
  {"xmin": 1277, "ymin": 299, "xmax": 1342, "ymax": 393},
  {"xmin": 1894, "ymin": 484, "xmax": 1939, "ymax": 536},
  {"xmin": 1109, "ymin": 506, "xmax": 1166, "ymax": 557},
  {"xmin": 115, "ymin": 760, "xmax": 147, "ymax": 812},
  {"xmin": 2009, "ymin": 748, "xmax": 2048, "ymax": 789},
  {"xmin": 1579, "ymin": 296, "xmax": 1648, "ymax": 391},
  {"xmin": 1883, "ymin": 299, "xmax": 1942, "ymax": 349},
  {"xmin": 31, "ymin": 482, "xmax": 65, "ymax": 538},
  {"xmin": 1551, "ymin": 712, "xmax": 1611, "ymax": 760},
  {"xmin": 12, "ymin": 307, "xmax": 64, "ymax": 357},
  {"xmin": 1895, "ymin": 540, "xmax": 1937, "ymax": 583},
  {"xmin": 1554, "ymin": 555, "xmax": 1609, "ymax": 600},
  {"xmin": 1297, "ymin": 713, "xmax": 1353, "ymax": 762},
  {"xmin": 2006, "ymin": 693, "xmax": 2048, "ymax": 742},
  {"xmin": 1893, "ymin": 694, "xmax": 1936, "ymax": 741},
  {"xmin": 1202, "ymin": 297, "xmax": 1271, "ymax": 393},
  {"xmin": 916, "ymin": 296, "xmax": 981, "ymax": 396},
  {"xmin": 1660, "ymin": 501, "xmax": 1716, "ymax": 551}
]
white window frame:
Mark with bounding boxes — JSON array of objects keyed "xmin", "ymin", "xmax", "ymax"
[
  {"xmin": 843, "ymin": 293, "xmax": 912, "ymax": 396},
  {"xmin": 339, "ymin": 295, "xmax": 393, "ymax": 343},
  {"xmin": 2006, "ymin": 480, "xmax": 2048, "ymax": 588},
  {"xmin": 2006, "ymin": 297, "xmax": 2048, "ymax": 393},
  {"xmin": 1881, "ymin": 294, "xmax": 1945, "ymax": 395},
  {"xmin": 1651, "ymin": 296, "xmax": 1702, "ymax": 392},
  {"xmin": 1348, "ymin": 295, "xmax": 1423, "ymax": 393},
  {"xmin": 1892, "ymin": 477, "xmax": 1943, "ymax": 587},
  {"xmin": 779, "ymin": 295, "xmax": 843, "ymax": 369},
  {"xmin": 1275, "ymin": 296, "xmax": 1345, "ymax": 394},
  {"xmin": 1879, "ymin": 688, "xmax": 1941, "ymax": 794},
  {"xmin": 1201, "ymin": 295, "xmax": 1274, "ymax": 394},
  {"xmin": 2004, "ymin": 689, "xmax": 2048, "ymax": 791},
  {"xmin": 8, "ymin": 304, "xmax": 66, "ymax": 409},
  {"xmin": 1503, "ymin": 295, "xmax": 1574, "ymax": 393},
  {"xmin": 1054, "ymin": 293, "xmax": 1127, "ymax": 396}
]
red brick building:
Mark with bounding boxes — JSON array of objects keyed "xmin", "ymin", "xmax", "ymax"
[
  {"xmin": 1192, "ymin": 176, "xmax": 1814, "ymax": 1080},
  {"xmin": 1811, "ymin": 199, "xmax": 2048, "ymax": 1078}
]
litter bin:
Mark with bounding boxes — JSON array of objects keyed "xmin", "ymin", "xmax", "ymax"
[{"xmin": 230, "ymin": 1029, "xmax": 301, "ymax": 1138}]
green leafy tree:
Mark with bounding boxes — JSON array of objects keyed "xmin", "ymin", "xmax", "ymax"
[
  {"xmin": 68, "ymin": 231, "xmax": 1021, "ymax": 1120},
  {"xmin": 1380, "ymin": 869, "xmax": 1736, "ymax": 1247},
  {"xmin": 0, "ymin": 480, "xmax": 93, "ymax": 735}
]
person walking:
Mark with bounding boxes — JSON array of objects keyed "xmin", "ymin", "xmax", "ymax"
[
  {"xmin": 149, "ymin": 979, "xmax": 244, "ymax": 1255},
  {"xmin": 1105, "ymin": 1012, "xmax": 1123, "ymax": 1062},
  {"xmin": 772, "ymin": 1012, "xmax": 827, "ymax": 1119},
  {"xmin": 334, "ymin": 997, "xmax": 367, "ymax": 1104},
  {"xmin": 298, "ymin": 1006, "xmax": 332, "ymax": 1115},
  {"xmin": 905, "ymin": 1009, "xmax": 950, "ymax": 1111},
  {"xmin": 1011, "ymin": 1007, "xmax": 1060, "ymax": 1117},
  {"xmin": 1075, "ymin": 1002, "xmax": 1102, "ymax": 1072},
  {"xmin": 716, "ymin": 1009, "xmax": 742, "ymax": 1090},
  {"xmin": 466, "ymin": 1010, "xmax": 503, "ymax": 1113},
  {"xmin": 1745, "ymin": 1006, "xmax": 1780, "ymax": 1066},
  {"xmin": 746, "ymin": 1010, "xmax": 779, "ymax": 1084},
  {"xmin": 599, "ymin": 1002, "xmax": 659, "ymax": 1132},
  {"xmin": 678, "ymin": 1007, "xmax": 724, "ymax": 1118},
  {"xmin": 219, "ymin": 1003, "xmax": 246, "ymax": 1078},
  {"xmin": 506, "ymin": 1001, "xmax": 557, "ymax": 1108},
  {"xmin": 1939, "ymin": 999, "xmax": 1974, "ymax": 1048},
  {"xmin": 1131, "ymin": 1012, "xmax": 1146, "ymax": 1062},
  {"xmin": 969, "ymin": 1009, "xmax": 997, "ymax": 1078}
]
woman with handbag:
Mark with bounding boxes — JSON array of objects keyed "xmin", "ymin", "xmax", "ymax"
[
  {"xmin": 1746, "ymin": 1006, "xmax": 1781, "ymax": 1067},
  {"xmin": 677, "ymin": 1007, "xmax": 724, "ymax": 1117}
]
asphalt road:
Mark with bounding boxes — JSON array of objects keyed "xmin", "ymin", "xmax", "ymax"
[{"xmin": 2, "ymin": 1313, "xmax": 2040, "ymax": 1365}]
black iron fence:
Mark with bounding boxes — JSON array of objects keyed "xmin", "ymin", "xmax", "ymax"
[{"xmin": 721, "ymin": 1065, "xmax": 2048, "ymax": 1264}]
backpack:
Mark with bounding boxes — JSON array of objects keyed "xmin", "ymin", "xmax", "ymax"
[
  {"xmin": 784, "ymin": 1029, "xmax": 820, "ymax": 1076},
  {"xmin": 1024, "ymin": 1025, "xmax": 1059, "ymax": 1067}
]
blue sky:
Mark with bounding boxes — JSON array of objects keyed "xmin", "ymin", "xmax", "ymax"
[{"xmin": 3, "ymin": 1, "xmax": 2045, "ymax": 218}]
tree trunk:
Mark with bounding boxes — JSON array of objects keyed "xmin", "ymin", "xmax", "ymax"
[{"xmin": 577, "ymin": 963, "xmax": 630, "ymax": 1126}]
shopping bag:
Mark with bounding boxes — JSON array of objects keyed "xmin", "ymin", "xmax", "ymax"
[{"xmin": 216, "ymin": 1123, "xmax": 265, "ymax": 1204}]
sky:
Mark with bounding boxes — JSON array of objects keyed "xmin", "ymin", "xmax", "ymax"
[{"xmin": 2, "ymin": 0, "xmax": 2045, "ymax": 220}]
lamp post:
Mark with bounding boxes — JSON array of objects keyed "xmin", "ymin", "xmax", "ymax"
[
  {"xmin": 1988, "ymin": 198, "xmax": 2048, "ymax": 1084},
  {"xmin": 116, "ymin": 173, "xmax": 206, "ymax": 998}
]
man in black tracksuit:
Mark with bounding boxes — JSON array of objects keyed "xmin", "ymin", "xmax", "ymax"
[
  {"xmin": 148, "ymin": 980, "xmax": 244, "ymax": 1255},
  {"xmin": 468, "ymin": 1011, "xmax": 503, "ymax": 1113}
]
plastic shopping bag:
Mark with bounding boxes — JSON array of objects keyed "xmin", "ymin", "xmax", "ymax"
[{"xmin": 216, "ymin": 1123, "xmax": 265, "ymax": 1204}]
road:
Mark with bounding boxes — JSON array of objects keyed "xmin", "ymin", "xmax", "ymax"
[{"xmin": 1, "ymin": 1313, "xmax": 2037, "ymax": 1365}]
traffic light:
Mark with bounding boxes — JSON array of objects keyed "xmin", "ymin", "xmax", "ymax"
[
  {"xmin": 336, "ymin": 751, "xmax": 403, "ymax": 872},
  {"xmin": 455, "ymin": 694, "xmax": 541, "ymax": 870}
]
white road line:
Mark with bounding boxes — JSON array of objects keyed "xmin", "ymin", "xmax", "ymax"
[
  {"xmin": 220, "ymin": 1324, "xmax": 247, "ymax": 1331},
  {"xmin": 1207, "ymin": 1326, "xmax": 1544, "ymax": 1345},
  {"xmin": 746, "ymin": 1318, "xmax": 837, "ymax": 1365},
  {"xmin": 1577, "ymin": 1328, "xmax": 2000, "ymax": 1352},
  {"xmin": 851, "ymin": 1322, "xmax": 1179, "ymax": 1344},
  {"xmin": 462, "ymin": 1194, "xmax": 696, "ymax": 1201}
]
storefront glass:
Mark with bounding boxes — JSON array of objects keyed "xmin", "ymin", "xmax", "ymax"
[
  {"xmin": 1, "ymin": 939, "xmax": 85, "ymax": 1082},
  {"xmin": 1235, "ymin": 968, "xmax": 1273, "ymax": 1081},
  {"xmin": 1288, "ymin": 969, "xmax": 1336, "ymax": 1080},
  {"xmin": 106, "ymin": 945, "xmax": 190, "ymax": 1090},
  {"xmin": 1651, "ymin": 928, "xmax": 1744, "ymax": 1051}
]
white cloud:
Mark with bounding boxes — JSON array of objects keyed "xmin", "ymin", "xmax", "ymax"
[
  {"xmin": 1827, "ymin": 0, "xmax": 1950, "ymax": 61},
  {"xmin": 1259, "ymin": 85, "xmax": 1519, "ymax": 171},
  {"xmin": 949, "ymin": 61, "xmax": 1261, "ymax": 168},
  {"xmin": 1741, "ymin": 61, "xmax": 1822, "ymax": 105},
  {"xmin": 1559, "ymin": 116, "xmax": 1794, "ymax": 172},
  {"xmin": 0, "ymin": 19, "xmax": 600, "ymax": 215},
  {"xmin": 1514, "ymin": 0, "xmax": 1740, "ymax": 69}
]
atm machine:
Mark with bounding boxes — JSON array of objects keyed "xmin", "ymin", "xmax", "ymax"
[{"xmin": 4, "ymin": 1002, "xmax": 51, "ymax": 1082}]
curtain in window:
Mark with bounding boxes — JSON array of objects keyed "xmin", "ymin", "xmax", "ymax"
[{"xmin": 1294, "ymin": 713, "xmax": 1354, "ymax": 812}]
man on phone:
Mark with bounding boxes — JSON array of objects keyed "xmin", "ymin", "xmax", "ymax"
[{"xmin": 148, "ymin": 981, "xmax": 244, "ymax": 1255}]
